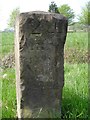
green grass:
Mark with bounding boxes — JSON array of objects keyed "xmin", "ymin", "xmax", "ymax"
[
  {"xmin": 64, "ymin": 32, "xmax": 88, "ymax": 63},
  {"xmin": 65, "ymin": 32, "xmax": 88, "ymax": 50},
  {"xmin": 0, "ymin": 32, "xmax": 14, "ymax": 58},
  {"xmin": 0, "ymin": 67, "xmax": 2, "ymax": 119},
  {"xmin": 2, "ymin": 68, "xmax": 16, "ymax": 118},
  {"xmin": 1, "ymin": 31, "xmax": 89, "ymax": 118},
  {"xmin": 62, "ymin": 63, "xmax": 88, "ymax": 119},
  {"xmin": 1, "ymin": 63, "xmax": 88, "ymax": 118},
  {"xmin": 1, "ymin": 32, "xmax": 88, "ymax": 57}
]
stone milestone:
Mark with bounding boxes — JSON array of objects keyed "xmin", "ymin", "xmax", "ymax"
[{"xmin": 15, "ymin": 11, "xmax": 68, "ymax": 118}]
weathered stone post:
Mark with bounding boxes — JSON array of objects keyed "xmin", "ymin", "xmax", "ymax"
[{"xmin": 15, "ymin": 11, "xmax": 68, "ymax": 118}]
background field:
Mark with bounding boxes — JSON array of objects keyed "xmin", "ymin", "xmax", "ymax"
[{"xmin": 0, "ymin": 31, "xmax": 89, "ymax": 118}]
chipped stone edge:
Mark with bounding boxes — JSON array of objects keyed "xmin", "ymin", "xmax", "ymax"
[{"xmin": 15, "ymin": 16, "xmax": 21, "ymax": 118}]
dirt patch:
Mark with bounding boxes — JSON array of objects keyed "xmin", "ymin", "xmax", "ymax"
[
  {"xmin": 2, "ymin": 53, "xmax": 15, "ymax": 68},
  {"xmin": 64, "ymin": 48, "xmax": 89, "ymax": 63}
]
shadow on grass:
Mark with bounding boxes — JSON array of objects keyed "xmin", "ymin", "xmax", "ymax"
[{"xmin": 61, "ymin": 89, "xmax": 89, "ymax": 119}]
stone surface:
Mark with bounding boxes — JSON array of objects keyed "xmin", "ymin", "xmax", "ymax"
[{"xmin": 15, "ymin": 11, "xmax": 68, "ymax": 118}]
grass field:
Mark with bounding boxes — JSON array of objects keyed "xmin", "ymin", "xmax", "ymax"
[
  {"xmin": 0, "ymin": 32, "xmax": 14, "ymax": 58},
  {"xmin": 1, "ymin": 31, "xmax": 89, "ymax": 118}
]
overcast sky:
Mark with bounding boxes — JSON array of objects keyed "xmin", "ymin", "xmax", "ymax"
[{"xmin": 0, "ymin": 0, "xmax": 88, "ymax": 30}]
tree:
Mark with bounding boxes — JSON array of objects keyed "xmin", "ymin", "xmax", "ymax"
[
  {"xmin": 8, "ymin": 7, "xmax": 20, "ymax": 28},
  {"xmin": 48, "ymin": 1, "xmax": 59, "ymax": 13},
  {"xmin": 58, "ymin": 4, "xmax": 75, "ymax": 25},
  {"xmin": 78, "ymin": 1, "xmax": 90, "ymax": 26}
]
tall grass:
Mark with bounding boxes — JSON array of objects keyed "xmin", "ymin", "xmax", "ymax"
[
  {"xmin": 64, "ymin": 32, "xmax": 88, "ymax": 63},
  {"xmin": 1, "ymin": 32, "xmax": 88, "ymax": 56},
  {"xmin": 1, "ymin": 31, "xmax": 89, "ymax": 118},
  {"xmin": 1, "ymin": 32, "xmax": 14, "ymax": 57},
  {"xmin": 62, "ymin": 63, "xmax": 88, "ymax": 119},
  {"xmin": 2, "ymin": 63, "xmax": 88, "ymax": 118},
  {"xmin": 2, "ymin": 68, "xmax": 16, "ymax": 118},
  {"xmin": 65, "ymin": 32, "xmax": 88, "ymax": 50}
]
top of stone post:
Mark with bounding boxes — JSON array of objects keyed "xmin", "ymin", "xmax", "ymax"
[
  {"xmin": 20, "ymin": 11, "xmax": 67, "ymax": 19},
  {"xmin": 17, "ymin": 11, "xmax": 68, "ymax": 33}
]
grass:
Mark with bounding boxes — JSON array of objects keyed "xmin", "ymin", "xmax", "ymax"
[
  {"xmin": 64, "ymin": 32, "xmax": 88, "ymax": 63},
  {"xmin": 65, "ymin": 32, "xmax": 88, "ymax": 50},
  {"xmin": 0, "ymin": 32, "xmax": 14, "ymax": 58},
  {"xmin": 1, "ymin": 63, "xmax": 88, "ymax": 118},
  {"xmin": 1, "ymin": 31, "xmax": 89, "ymax": 118},
  {"xmin": 2, "ymin": 68, "xmax": 16, "ymax": 118},
  {"xmin": 1, "ymin": 32, "xmax": 88, "ymax": 58},
  {"xmin": 62, "ymin": 63, "xmax": 88, "ymax": 119}
]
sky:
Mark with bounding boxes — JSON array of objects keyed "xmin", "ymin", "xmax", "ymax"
[{"xmin": 0, "ymin": 0, "xmax": 88, "ymax": 30}]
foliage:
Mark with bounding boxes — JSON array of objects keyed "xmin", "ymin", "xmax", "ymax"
[
  {"xmin": 48, "ymin": 1, "xmax": 59, "ymax": 13},
  {"xmin": 8, "ymin": 8, "xmax": 20, "ymax": 28},
  {"xmin": 78, "ymin": 1, "xmax": 90, "ymax": 25},
  {"xmin": 58, "ymin": 4, "xmax": 75, "ymax": 25}
]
